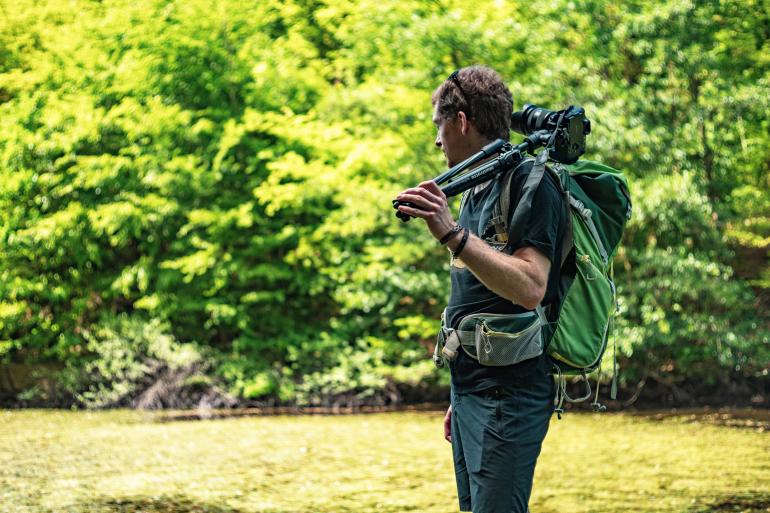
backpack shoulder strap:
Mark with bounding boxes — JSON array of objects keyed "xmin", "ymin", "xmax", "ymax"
[
  {"xmin": 488, "ymin": 156, "xmax": 536, "ymax": 246},
  {"xmin": 506, "ymin": 150, "xmax": 550, "ymax": 251},
  {"xmin": 493, "ymin": 152, "xmax": 574, "ymax": 268},
  {"xmin": 553, "ymin": 164, "xmax": 574, "ymax": 269}
]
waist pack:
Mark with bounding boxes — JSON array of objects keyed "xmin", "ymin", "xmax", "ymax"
[
  {"xmin": 433, "ymin": 309, "xmax": 547, "ymax": 368},
  {"xmin": 436, "ymin": 150, "xmax": 632, "ymax": 413}
]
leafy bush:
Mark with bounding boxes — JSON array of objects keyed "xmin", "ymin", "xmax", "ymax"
[{"xmin": 58, "ymin": 316, "xmax": 223, "ymax": 409}]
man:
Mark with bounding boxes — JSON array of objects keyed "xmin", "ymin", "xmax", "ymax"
[{"xmin": 394, "ymin": 65, "xmax": 568, "ymax": 513}]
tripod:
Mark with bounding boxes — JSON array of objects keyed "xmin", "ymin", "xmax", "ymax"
[{"xmin": 392, "ymin": 130, "xmax": 553, "ymax": 222}]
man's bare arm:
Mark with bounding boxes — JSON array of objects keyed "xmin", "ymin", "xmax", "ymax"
[
  {"xmin": 447, "ymin": 236, "xmax": 550, "ymax": 310},
  {"xmin": 395, "ymin": 181, "xmax": 551, "ymax": 309}
]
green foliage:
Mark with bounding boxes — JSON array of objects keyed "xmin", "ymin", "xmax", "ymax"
[
  {"xmin": 0, "ymin": 0, "xmax": 768, "ymax": 406},
  {"xmin": 58, "ymin": 315, "xmax": 206, "ymax": 408},
  {"xmin": 617, "ymin": 172, "xmax": 770, "ymax": 390}
]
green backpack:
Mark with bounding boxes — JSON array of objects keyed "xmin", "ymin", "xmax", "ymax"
[{"xmin": 492, "ymin": 150, "xmax": 632, "ymax": 412}]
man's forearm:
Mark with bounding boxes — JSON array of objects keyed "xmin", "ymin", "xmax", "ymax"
[
  {"xmin": 446, "ymin": 231, "xmax": 548, "ymax": 310},
  {"xmin": 392, "ymin": 180, "xmax": 550, "ymax": 309}
]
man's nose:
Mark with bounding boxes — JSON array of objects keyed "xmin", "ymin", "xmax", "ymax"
[{"xmin": 435, "ymin": 134, "xmax": 442, "ymax": 148}]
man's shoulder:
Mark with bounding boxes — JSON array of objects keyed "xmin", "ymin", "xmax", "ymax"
[
  {"xmin": 506, "ymin": 158, "xmax": 563, "ymax": 202},
  {"xmin": 466, "ymin": 157, "xmax": 565, "ymax": 220}
]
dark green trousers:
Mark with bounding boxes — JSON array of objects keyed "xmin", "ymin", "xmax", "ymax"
[{"xmin": 450, "ymin": 355, "xmax": 554, "ymax": 513}]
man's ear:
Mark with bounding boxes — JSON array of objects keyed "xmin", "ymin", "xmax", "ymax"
[{"xmin": 457, "ymin": 111, "xmax": 469, "ymax": 135}]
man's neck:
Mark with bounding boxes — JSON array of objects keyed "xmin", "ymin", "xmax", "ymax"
[{"xmin": 462, "ymin": 140, "xmax": 496, "ymax": 194}]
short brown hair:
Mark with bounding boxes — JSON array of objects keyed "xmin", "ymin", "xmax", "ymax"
[{"xmin": 431, "ymin": 65, "xmax": 513, "ymax": 141}]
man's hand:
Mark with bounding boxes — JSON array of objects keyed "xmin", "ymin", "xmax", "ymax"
[
  {"xmin": 395, "ymin": 181, "xmax": 457, "ymax": 242},
  {"xmin": 444, "ymin": 405, "xmax": 452, "ymax": 443}
]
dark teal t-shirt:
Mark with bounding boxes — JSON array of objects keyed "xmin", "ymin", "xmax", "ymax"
[{"xmin": 447, "ymin": 159, "xmax": 571, "ymax": 394}]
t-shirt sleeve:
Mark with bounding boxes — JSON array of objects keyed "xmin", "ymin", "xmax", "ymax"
[{"xmin": 507, "ymin": 170, "xmax": 564, "ymax": 265}]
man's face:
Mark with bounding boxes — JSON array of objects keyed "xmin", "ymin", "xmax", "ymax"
[{"xmin": 432, "ymin": 106, "xmax": 476, "ymax": 168}]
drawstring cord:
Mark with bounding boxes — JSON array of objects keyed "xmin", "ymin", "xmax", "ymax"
[
  {"xmin": 553, "ymin": 366, "xmax": 565, "ymax": 420},
  {"xmin": 591, "ymin": 366, "xmax": 607, "ymax": 412}
]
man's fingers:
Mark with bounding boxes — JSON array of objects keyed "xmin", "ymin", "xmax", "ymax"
[
  {"xmin": 396, "ymin": 187, "xmax": 442, "ymax": 207},
  {"xmin": 397, "ymin": 204, "xmax": 431, "ymax": 219},
  {"xmin": 416, "ymin": 182, "xmax": 445, "ymax": 205},
  {"xmin": 395, "ymin": 193, "xmax": 440, "ymax": 212},
  {"xmin": 443, "ymin": 408, "xmax": 452, "ymax": 443},
  {"xmin": 420, "ymin": 180, "xmax": 446, "ymax": 200},
  {"xmin": 398, "ymin": 182, "xmax": 444, "ymax": 203}
]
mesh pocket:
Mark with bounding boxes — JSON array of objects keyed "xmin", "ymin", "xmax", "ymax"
[{"xmin": 474, "ymin": 316, "xmax": 543, "ymax": 366}]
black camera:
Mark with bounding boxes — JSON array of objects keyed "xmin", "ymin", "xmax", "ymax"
[{"xmin": 511, "ymin": 104, "xmax": 590, "ymax": 164}]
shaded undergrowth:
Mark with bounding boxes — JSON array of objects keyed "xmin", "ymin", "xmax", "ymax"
[
  {"xmin": 51, "ymin": 497, "xmax": 248, "ymax": 513},
  {"xmin": 692, "ymin": 493, "xmax": 770, "ymax": 513}
]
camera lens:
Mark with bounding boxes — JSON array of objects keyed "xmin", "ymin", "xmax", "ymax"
[
  {"xmin": 528, "ymin": 106, "xmax": 551, "ymax": 132},
  {"xmin": 511, "ymin": 110, "xmax": 525, "ymax": 135},
  {"xmin": 511, "ymin": 104, "xmax": 556, "ymax": 135}
]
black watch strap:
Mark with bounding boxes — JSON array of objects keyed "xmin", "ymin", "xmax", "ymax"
[
  {"xmin": 439, "ymin": 224, "xmax": 463, "ymax": 245},
  {"xmin": 452, "ymin": 228, "xmax": 470, "ymax": 258}
]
